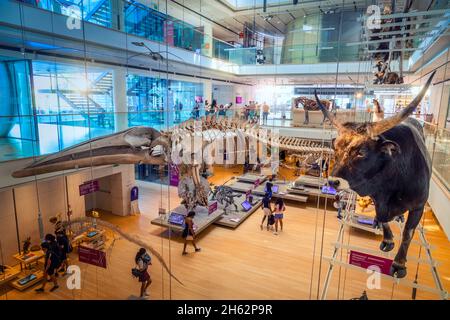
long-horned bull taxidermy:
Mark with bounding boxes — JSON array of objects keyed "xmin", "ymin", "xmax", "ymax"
[{"xmin": 314, "ymin": 71, "xmax": 435, "ymax": 278}]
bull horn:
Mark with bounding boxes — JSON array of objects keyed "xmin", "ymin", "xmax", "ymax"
[
  {"xmin": 314, "ymin": 91, "xmax": 344, "ymax": 131},
  {"xmin": 369, "ymin": 70, "xmax": 436, "ymax": 137}
]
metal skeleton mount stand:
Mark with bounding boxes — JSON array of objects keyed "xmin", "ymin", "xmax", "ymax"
[{"xmin": 320, "ymin": 191, "xmax": 448, "ymax": 300}]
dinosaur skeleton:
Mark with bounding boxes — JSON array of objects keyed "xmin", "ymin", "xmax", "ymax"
[
  {"xmin": 13, "ymin": 115, "xmax": 333, "ymax": 209},
  {"xmin": 211, "ymin": 185, "xmax": 241, "ymax": 213}
]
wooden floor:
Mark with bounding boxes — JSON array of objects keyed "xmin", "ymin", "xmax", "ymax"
[{"xmin": 1, "ymin": 166, "xmax": 449, "ymax": 300}]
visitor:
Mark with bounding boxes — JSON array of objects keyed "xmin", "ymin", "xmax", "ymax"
[
  {"xmin": 262, "ymin": 102, "xmax": 270, "ymax": 124},
  {"xmin": 56, "ymin": 230, "xmax": 71, "ymax": 274},
  {"xmin": 35, "ymin": 241, "xmax": 60, "ymax": 293},
  {"xmin": 219, "ymin": 104, "xmax": 227, "ymax": 116},
  {"xmin": 273, "ymin": 198, "xmax": 285, "ymax": 235},
  {"xmin": 193, "ymin": 101, "xmax": 200, "ymax": 119},
  {"xmin": 174, "ymin": 100, "xmax": 182, "ymax": 122},
  {"xmin": 260, "ymin": 193, "xmax": 272, "ymax": 231},
  {"xmin": 204, "ymin": 100, "xmax": 210, "ymax": 115},
  {"xmin": 135, "ymin": 248, "xmax": 152, "ymax": 298},
  {"xmin": 182, "ymin": 211, "xmax": 201, "ymax": 255},
  {"xmin": 265, "ymin": 177, "xmax": 273, "ymax": 199},
  {"xmin": 210, "ymin": 99, "xmax": 217, "ymax": 116}
]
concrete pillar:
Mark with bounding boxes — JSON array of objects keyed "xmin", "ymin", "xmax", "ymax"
[
  {"xmin": 202, "ymin": 23, "xmax": 213, "ymax": 58},
  {"xmin": 203, "ymin": 79, "xmax": 212, "ymax": 105},
  {"xmin": 113, "ymin": 68, "xmax": 128, "ymax": 132}
]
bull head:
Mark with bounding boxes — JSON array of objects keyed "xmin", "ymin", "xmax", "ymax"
[
  {"xmin": 314, "ymin": 71, "xmax": 435, "ymax": 194},
  {"xmin": 12, "ymin": 127, "xmax": 169, "ymax": 178}
]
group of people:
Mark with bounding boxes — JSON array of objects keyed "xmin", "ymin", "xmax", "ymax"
[
  {"xmin": 260, "ymin": 178, "xmax": 285, "ymax": 235},
  {"xmin": 242, "ymin": 101, "xmax": 270, "ymax": 124},
  {"xmin": 35, "ymin": 217, "xmax": 71, "ymax": 293},
  {"xmin": 204, "ymin": 99, "xmax": 234, "ymax": 117}
]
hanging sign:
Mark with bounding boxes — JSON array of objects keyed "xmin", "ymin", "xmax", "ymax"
[
  {"xmin": 79, "ymin": 180, "xmax": 99, "ymax": 196},
  {"xmin": 349, "ymin": 250, "xmax": 393, "ymax": 275},
  {"xmin": 78, "ymin": 246, "xmax": 107, "ymax": 269},
  {"xmin": 169, "ymin": 163, "xmax": 180, "ymax": 187}
]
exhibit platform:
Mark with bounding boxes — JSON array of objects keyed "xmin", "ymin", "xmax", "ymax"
[
  {"xmin": 213, "ymin": 194, "xmax": 263, "ymax": 228},
  {"xmin": 151, "ymin": 202, "xmax": 225, "ymax": 235},
  {"xmin": 225, "ymin": 174, "xmax": 340, "ymax": 203},
  {"xmin": 236, "ymin": 173, "xmax": 267, "ymax": 184}
]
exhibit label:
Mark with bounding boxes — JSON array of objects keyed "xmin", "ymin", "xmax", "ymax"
[
  {"xmin": 349, "ymin": 250, "xmax": 392, "ymax": 275},
  {"xmin": 78, "ymin": 246, "xmax": 107, "ymax": 269},
  {"xmin": 208, "ymin": 201, "xmax": 218, "ymax": 214},
  {"xmin": 79, "ymin": 180, "xmax": 99, "ymax": 196}
]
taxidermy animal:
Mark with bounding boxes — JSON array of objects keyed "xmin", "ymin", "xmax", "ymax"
[
  {"xmin": 357, "ymin": 196, "xmax": 373, "ymax": 212},
  {"xmin": 372, "ymin": 99, "xmax": 384, "ymax": 122},
  {"xmin": 293, "ymin": 97, "xmax": 332, "ymax": 125},
  {"xmin": 315, "ymin": 71, "xmax": 435, "ymax": 278},
  {"xmin": 22, "ymin": 237, "xmax": 31, "ymax": 254}
]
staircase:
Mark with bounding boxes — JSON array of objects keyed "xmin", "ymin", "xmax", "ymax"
[
  {"xmin": 84, "ymin": 0, "xmax": 112, "ymax": 28},
  {"xmin": 124, "ymin": 0, "xmax": 166, "ymax": 42},
  {"xmin": 47, "ymin": 72, "xmax": 114, "ymax": 127}
]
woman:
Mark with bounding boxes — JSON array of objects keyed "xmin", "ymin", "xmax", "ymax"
[
  {"xmin": 182, "ymin": 211, "xmax": 201, "ymax": 255},
  {"xmin": 135, "ymin": 248, "xmax": 152, "ymax": 298},
  {"xmin": 210, "ymin": 99, "xmax": 217, "ymax": 116},
  {"xmin": 273, "ymin": 198, "xmax": 286, "ymax": 235},
  {"xmin": 260, "ymin": 193, "xmax": 272, "ymax": 231}
]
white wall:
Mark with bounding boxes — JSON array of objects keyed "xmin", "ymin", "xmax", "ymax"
[
  {"xmin": 428, "ymin": 176, "xmax": 450, "ymax": 240},
  {"xmin": 429, "ymin": 83, "xmax": 450, "ymax": 127},
  {"xmin": 0, "ymin": 164, "xmax": 136, "ymax": 266}
]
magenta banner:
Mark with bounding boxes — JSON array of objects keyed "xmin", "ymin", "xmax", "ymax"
[
  {"xmin": 236, "ymin": 96, "xmax": 243, "ymax": 104},
  {"xmin": 349, "ymin": 250, "xmax": 393, "ymax": 275},
  {"xmin": 169, "ymin": 164, "xmax": 179, "ymax": 187},
  {"xmin": 78, "ymin": 246, "xmax": 107, "ymax": 269},
  {"xmin": 208, "ymin": 201, "xmax": 218, "ymax": 215},
  {"xmin": 164, "ymin": 20, "xmax": 174, "ymax": 46},
  {"xmin": 79, "ymin": 180, "xmax": 99, "ymax": 196}
]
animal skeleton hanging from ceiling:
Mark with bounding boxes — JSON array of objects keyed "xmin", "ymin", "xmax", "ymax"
[{"xmin": 13, "ymin": 116, "xmax": 333, "ymax": 210}]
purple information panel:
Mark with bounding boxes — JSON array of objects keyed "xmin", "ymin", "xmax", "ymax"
[
  {"xmin": 79, "ymin": 180, "xmax": 99, "ymax": 196},
  {"xmin": 78, "ymin": 246, "xmax": 107, "ymax": 269},
  {"xmin": 349, "ymin": 250, "xmax": 393, "ymax": 275},
  {"xmin": 169, "ymin": 164, "xmax": 180, "ymax": 187},
  {"xmin": 208, "ymin": 201, "xmax": 218, "ymax": 215},
  {"xmin": 130, "ymin": 186, "xmax": 139, "ymax": 201}
]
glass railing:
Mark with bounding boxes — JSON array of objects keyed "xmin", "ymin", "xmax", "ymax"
[
  {"xmin": 226, "ymin": 42, "xmax": 365, "ymax": 65},
  {"xmin": 14, "ymin": 0, "xmax": 370, "ymax": 66},
  {"xmin": 423, "ymin": 121, "xmax": 450, "ymax": 191}
]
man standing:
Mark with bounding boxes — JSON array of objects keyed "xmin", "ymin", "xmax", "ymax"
[{"xmin": 262, "ymin": 102, "xmax": 270, "ymax": 124}]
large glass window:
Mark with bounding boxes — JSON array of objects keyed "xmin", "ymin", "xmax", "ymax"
[{"xmin": 127, "ymin": 74, "xmax": 203, "ymax": 130}]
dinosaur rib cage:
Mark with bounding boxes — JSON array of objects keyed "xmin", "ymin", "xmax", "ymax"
[{"xmin": 162, "ymin": 115, "xmax": 334, "ymax": 157}]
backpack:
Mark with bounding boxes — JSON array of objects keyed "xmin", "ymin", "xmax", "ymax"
[
  {"xmin": 268, "ymin": 214, "xmax": 275, "ymax": 226},
  {"xmin": 131, "ymin": 267, "xmax": 142, "ymax": 278}
]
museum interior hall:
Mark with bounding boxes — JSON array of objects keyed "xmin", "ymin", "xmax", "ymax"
[{"xmin": 0, "ymin": 0, "xmax": 449, "ymax": 301}]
